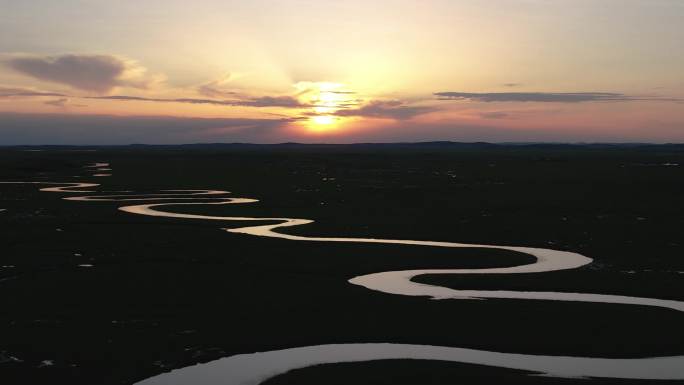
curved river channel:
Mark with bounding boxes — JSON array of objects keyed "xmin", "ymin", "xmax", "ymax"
[{"xmin": 2, "ymin": 173, "xmax": 683, "ymax": 384}]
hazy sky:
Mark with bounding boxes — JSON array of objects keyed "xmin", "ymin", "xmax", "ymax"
[{"xmin": 1, "ymin": 0, "xmax": 683, "ymax": 144}]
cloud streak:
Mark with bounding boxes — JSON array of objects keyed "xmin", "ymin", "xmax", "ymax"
[
  {"xmin": 197, "ymin": 77, "xmax": 238, "ymax": 98},
  {"xmin": 88, "ymin": 94, "xmax": 306, "ymax": 108},
  {"xmin": 332, "ymin": 100, "xmax": 436, "ymax": 120},
  {"xmin": 479, "ymin": 111, "xmax": 510, "ymax": 119},
  {"xmin": 89, "ymin": 95, "xmax": 238, "ymax": 106},
  {"xmin": 4, "ymin": 54, "xmax": 157, "ymax": 93},
  {"xmin": 0, "ymin": 86, "xmax": 67, "ymax": 98},
  {"xmin": 43, "ymin": 98, "xmax": 69, "ymax": 107},
  {"xmin": 434, "ymin": 91, "xmax": 678, "ymax": 103},
  {"xmin": 1, "ymin": 83, "xmax": 308, "ymax": 109},
  {"xmin": 85, "ymin": 94, "xmax": 431, "ymax": 119},
  {"xmin": 241, "ymin": 96, "xmax": 304, "ymax": 107}
]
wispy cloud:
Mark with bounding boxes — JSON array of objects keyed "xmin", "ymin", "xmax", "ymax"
[
  {"xmin": 0, "ymin": 86, "xmax": 67, "ymax": 98},
  {"xmin": 3, "ymin": 54, "xmax": 159, "ymax": 94},
  {"xmin": 240, "ymin": 96, "xmax": 304, "ymax": 107},
  {"xmin": 434, "ymin": 91, "xmax": 678, "ymax": 103},
  {"xmin": 88, "ymin": 94, "xmax": 306, "ymax": 108},
  {"xmin": 332, "ymin": 100, "xmax": 436, "ymax": 120},
  {"xmin": 42, "ymin": 98, "xmax": 86, "ymax": 108},
  {"xmin": 89, "ymin": 95, "xmax": 237, "ymax": 106},
  {"xmin": 479, "ymin": 111, "xmax": 510, "ymax": 119},
  {"xmin": 1, "ymin": 82, "xmax": 307, "ymax": 109},
  {"xmin": 43, "ymin": 98, "xmax": 69, "ymax": 107},
  {"xmin": 197, "ymin": 76, "xmax": 238, "ymax": 98}
]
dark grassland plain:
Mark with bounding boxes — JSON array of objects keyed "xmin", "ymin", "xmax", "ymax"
[{"xmin": 0, "ymin": 143, "xmax": 683, "ymax": 385}]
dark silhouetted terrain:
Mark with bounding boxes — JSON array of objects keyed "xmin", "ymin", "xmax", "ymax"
[{"xmin": 1, "ymin": 143, "xmax": 682, "ymax": 384}]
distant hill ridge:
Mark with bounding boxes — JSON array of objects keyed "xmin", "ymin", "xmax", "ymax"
[{"xmin": 3, "ymin": 142, "xmax": 684, "ymax": 150}]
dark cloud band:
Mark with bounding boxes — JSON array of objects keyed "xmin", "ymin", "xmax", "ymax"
[
  {"xmin": 88, "ymin": 95, "xmax": 306, "ymax": 108},
  {"xmin": 331, "ymin": 100, "xmax": 436, "ymax": 120},
  {"xmin": 0, "ymin": 86, "xmax": 67, "ymax": 98},
  {"xmin": 4, "ymin": 54, "xmax": 152, "ymax": 93},
  {"xmin": 433, "ymin": 91, "xmax": 678, "ymax": 103}
]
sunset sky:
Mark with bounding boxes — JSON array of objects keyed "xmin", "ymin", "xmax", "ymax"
[{"xmin": 1, "ymin": 0, "xmax": 683, "ymax": 144}]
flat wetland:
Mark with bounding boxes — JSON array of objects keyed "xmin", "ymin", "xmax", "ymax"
[{"xmin": 1, "ymin": 143, "xmax": 683, "ymax": 384}]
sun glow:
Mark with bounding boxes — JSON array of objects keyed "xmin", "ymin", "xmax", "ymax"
[
  {"xmin": 306, "ymin": 115, "xmax": 341, "ymax": 133},
  {"xmin": 296, "ymin": 82, "xmax": 356, "ymax": 133},
  {"xmin": 312, "ymin": 115, "xmax": 335, "ymax": 125}
]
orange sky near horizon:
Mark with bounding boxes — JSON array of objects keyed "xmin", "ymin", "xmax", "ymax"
[{"xmin": 1, "ymin": 0, "xmax": 683, "ymax": 144}]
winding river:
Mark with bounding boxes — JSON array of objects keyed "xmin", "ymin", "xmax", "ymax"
[{"xmin": 2, "ymin": 169, "xmax": 683, "ymax": 383}]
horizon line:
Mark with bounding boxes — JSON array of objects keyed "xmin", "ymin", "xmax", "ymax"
[{"xmin": 2, "ymin": 141, "xmax": 683, "ymax": 147}]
